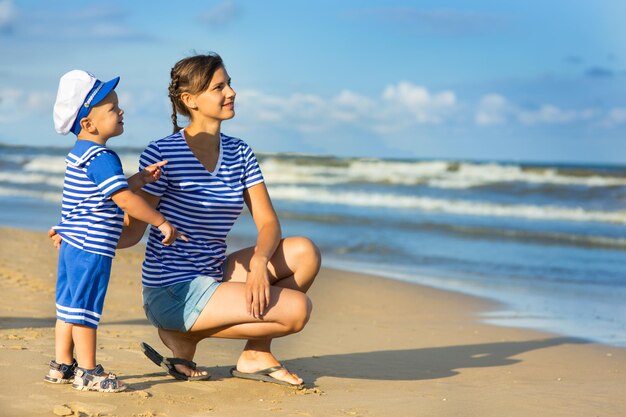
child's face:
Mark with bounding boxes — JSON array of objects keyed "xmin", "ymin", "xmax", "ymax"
[
  {"xmin": 190, "ymin": 66, "xmax": 236, "ymax": 122},
  {"xmin": 87, "ymin": 91, "xmax": 124, "ymax": 139}
]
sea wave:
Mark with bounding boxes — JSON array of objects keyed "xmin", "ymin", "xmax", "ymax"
[
  {"xmin": 276, "ymin": 210, "xmax": 626, "ymax": 250},
  {"xmin": 268, "ymin": 186, "xmax": 626, "ymax": 225},
  {"xmin": 0, "ymin": 171, "xmax": 65, "ymax": 188},
  {"xmin": 0, "ymin": 186, "xmax": 61, "ymax": 202},
  {"xmin": 9, "ymin": 150, "xmax": 626, "ymax": 189},
  {"xmin": 260, "ymin": 157, "xmax": 626, "ymax": 188},
  {"xmin": 20, "ymin": 154, "xmax": 142, "ymax": 176}
]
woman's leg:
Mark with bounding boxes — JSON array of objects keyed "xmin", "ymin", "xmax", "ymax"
[
  {"xmin": 158, "ymin": 283, "xmax": 311, "ymax": 383},
  {"xmin": 223, "ymin": 236, "xmax": 320, "ymax": 383},
  {"xmin": 223, "ymin": 236, "xmax": 321, "ymax": 292},
  {"xmin": 158, "ymin": 236, "xmax": 320, "ymax": 383}
]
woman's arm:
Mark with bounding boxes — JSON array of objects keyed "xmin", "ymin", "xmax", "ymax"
[
  {"xmin": 243, "ymin": 182, "xmax": 282, "ymax": 318},
  {"xmin": 117, "ymin": 190, "xmax": 161, "ymax": 249}
]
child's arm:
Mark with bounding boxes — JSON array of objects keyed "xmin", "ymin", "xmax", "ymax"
[
  {"xmin": 126, "ymin": 160, "xmax": 168, "ymax": 192},
  {"xmin": 117, "ymin": 190, "xmax": 160, "ymax": 249},
  {"xmin": 111, "ymin": 189, "xmax": 185, "ymax": 245}
]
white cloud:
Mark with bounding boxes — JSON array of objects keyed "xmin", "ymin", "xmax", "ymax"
[
  {"xmin": 0, "ymin": 88, "xmax": 53, "ymax": 123},
  {"xmin": 331, "ymin": 90, "xmax": 375, "ymax": 122},
  {"xmin": 382, "ymin": 82, "xmax": 456, "ymax": 124},
  {"xmin": 236, "ymin": 82, "xmax": 457, "ymax": 135},
  {"xmin": 476, "ymin": 93, "xmax": 598, "ymax": 126},
  {"xmin": 600, "ymin": 108, "xmax": 626, "ymax": 128},
  {"xmin": 518, "ymin": 105, "xmax": 596, "ymax": 125},
  {"xmin": 117, "ymin": 91, "xmax": 170, "ymax": 117},
  {"xmin": 475, "ymin": 94, "xmax": 511, "ymax": 125},
  {"xmin": 25, "ymin": 91, "xmax": 54, "ymax": 113}
]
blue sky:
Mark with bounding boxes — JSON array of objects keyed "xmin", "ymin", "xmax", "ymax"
[{"xmin": 1, "ymin": 0, "xmax": 625, "ymax": 164}]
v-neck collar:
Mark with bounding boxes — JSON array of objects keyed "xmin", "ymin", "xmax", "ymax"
[{"xmin": 181, "ymin": 130, "xmax": 223, "ymax": 176}]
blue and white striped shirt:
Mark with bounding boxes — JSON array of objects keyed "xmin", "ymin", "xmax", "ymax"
[
  {"xmin": 139, "ymin": 131, "xmax": 264, "ymax": 287},
  {"xmin": 54, "ymin": 140, "xmax": 128, "ymax": 258}
]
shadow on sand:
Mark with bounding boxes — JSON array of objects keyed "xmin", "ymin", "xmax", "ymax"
[
  {"xmin": 126, "ymin": 336, "xmax": 588, "ymax": 389},
  {"xmin": 0, "ymin": 316, "xmax": 151, "ymax": 329},
  {"xmin": 282, "ymin": 337, "xmax": 589, "ymax": 383},
  {"xmin": 0, "ymin": 318, "xmax": 588, "ymax": 386}
]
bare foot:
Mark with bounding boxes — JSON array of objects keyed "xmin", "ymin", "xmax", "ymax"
[
  {"xmin": 236, "ymin": 350, "xmax": 303, "ymax": 386},
  {"xmin": 158, "ymin": 329, "xmax": 209, "ymax": 379},
  {"xmin": 171, "ymin": 362, "xmax": 208, "ymax": 379}
]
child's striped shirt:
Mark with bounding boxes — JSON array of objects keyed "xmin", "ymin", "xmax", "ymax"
[{"xmin": 54, "ymin": 140, "xmax": 128, "ymax": 258}]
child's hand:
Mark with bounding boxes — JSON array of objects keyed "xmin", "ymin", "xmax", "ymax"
[
  {"xmin": 142, "ymin": 160, "xmax": 168, "ymax": 185},
  {"xmin": 157, "ymin": 220, "xmax": 188, "ymax": 246},
  {"xmin": 47, "ymin": 228, "xmax": 62, "ymax": 250}
]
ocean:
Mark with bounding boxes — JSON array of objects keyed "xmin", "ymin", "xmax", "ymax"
[{"xmin": 1, "ymin": 143, "xmax": 625, "ymax": 347}]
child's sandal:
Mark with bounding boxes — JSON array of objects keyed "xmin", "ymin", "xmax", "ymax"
[
  {"xmin": 44, "ymin": 359, "xmax": 77, "ymax": 384},
  {"xmin": 72, "ymin": 364, "xmax": 126, "ymax": 393}
]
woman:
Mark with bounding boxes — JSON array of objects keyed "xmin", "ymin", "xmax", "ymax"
[{"xmin": 114, "ymin": 53, "xmax": 319, "ymax": 386}]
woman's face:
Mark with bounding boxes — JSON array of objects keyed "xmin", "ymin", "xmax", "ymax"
[{"xmin": 189, "ymin": 66, "xmax": 236, "ymax": 122}]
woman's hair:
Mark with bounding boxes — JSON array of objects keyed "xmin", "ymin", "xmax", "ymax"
[{"xmin": 168, "ymin": 52, "xmax": 224, "ymax": 133}]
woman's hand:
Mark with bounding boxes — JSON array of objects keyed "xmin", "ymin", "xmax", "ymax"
[{"xmin": 245, "ymin": 255, "xmax": 271, "ymax": 319}]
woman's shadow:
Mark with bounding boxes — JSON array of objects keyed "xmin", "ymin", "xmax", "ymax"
[
  {"xmin": 278, "ymin": 336, "xmax": 588, "ymax": 384},
  {"xmin": 133, "ymin": 336, "xmax": 588, "ymax": 389}
]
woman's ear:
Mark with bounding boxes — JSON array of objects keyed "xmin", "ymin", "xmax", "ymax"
[{"xmin": 180, "ymin": 92, "xmax": 198, "ymax": 110}]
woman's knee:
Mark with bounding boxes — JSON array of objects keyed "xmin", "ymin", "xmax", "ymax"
[
  {"xmin": 286, "ymin": 236, "xmax": 321, "ymax": 271},
  {"xmin": 286, "ymin": 293, "xmax": 312, "ymax": 333}
]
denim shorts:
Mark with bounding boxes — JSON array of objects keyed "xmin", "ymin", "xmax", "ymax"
[{"xmin": 142, "ymin": 275, "xmax": 221, "ymax": 332}]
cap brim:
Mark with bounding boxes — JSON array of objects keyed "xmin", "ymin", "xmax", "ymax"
[{"xmin": 90, "ymin": 76, "xmax": 120, "ymax": 108}]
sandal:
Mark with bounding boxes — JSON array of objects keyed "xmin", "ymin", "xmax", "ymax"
[
  {"xmin": 44, "ymin": 359, "xmax": 77, "ymax": 384},
  {"xmin": 72, "ymin": 364, "xmax": 127, "ymax": 393},
  {"xmin": 140, "ymin": 341, "xmax": 210, "ymax": 381},
  {"xmin": 230, "ymin": 365, "xmax": 304, "ymax": 387}
]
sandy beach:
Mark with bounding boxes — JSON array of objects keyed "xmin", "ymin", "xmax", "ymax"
[{"xmin": 0, "ymin": 227, "xmax": 624, "ymax": 417}]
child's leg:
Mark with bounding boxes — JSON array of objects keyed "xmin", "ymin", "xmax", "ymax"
[
  {"xmin": 45, "ymin": 319, "xmax": 75, "ymax": 381},
  {"xmin": 72, "ymin": 325, "xmax": 126, "ymax": 392},
  {"xmin": 47, "ymin": 242, "xmax": 76, "ymax": 381},
  {"xmin": 54, "ymin": 319, "xmax": 74, "ymax": 365},
  {"xmin": 72, "ymin": 324, "xmax": 97, "ymax": 369}
]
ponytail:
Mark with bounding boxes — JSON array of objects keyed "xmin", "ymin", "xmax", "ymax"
[{"xmin": 168, "ymin": 71, "xmax": 183, "ymax": 133}]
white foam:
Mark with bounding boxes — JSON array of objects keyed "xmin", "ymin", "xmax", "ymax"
[
  {"xmin": 258, "ymin": 158, "xmax": 626, "ymax": 188},
  {"xmin": 0, "ymin": 172, "xmax": 65, "ymax": 188},
  {"xmin": 267, "ymin": 185, "xmax": 626, "ymax": 225},
  {"xmin": 0, "ymin": 186, "xmax": 61, "ymax": 203},
  {"xmin": 22, "ymin": 156, "xmax": 67, "ymax": 174}
]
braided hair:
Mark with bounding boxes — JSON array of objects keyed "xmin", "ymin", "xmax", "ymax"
[{"xmin": 168, "ymin": 53, "xmax": 224, "ymax": 133}]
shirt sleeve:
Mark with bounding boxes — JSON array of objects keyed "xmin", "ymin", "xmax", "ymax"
[
  {"xmin": 241, "ymin": 142, "xmax": 264, "ymax": 189},
  {"xmin": 139, "ymin": 142, "xmax": 168, "ymax": 197},
  {"xmin": 86, "ymin": 151, "xmax": 129, "ymax": 197}
]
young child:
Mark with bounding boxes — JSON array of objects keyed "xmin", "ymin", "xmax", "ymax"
[{"xmin": 45, "ymin": 70, "xmax": 184, "ymax": 393}]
